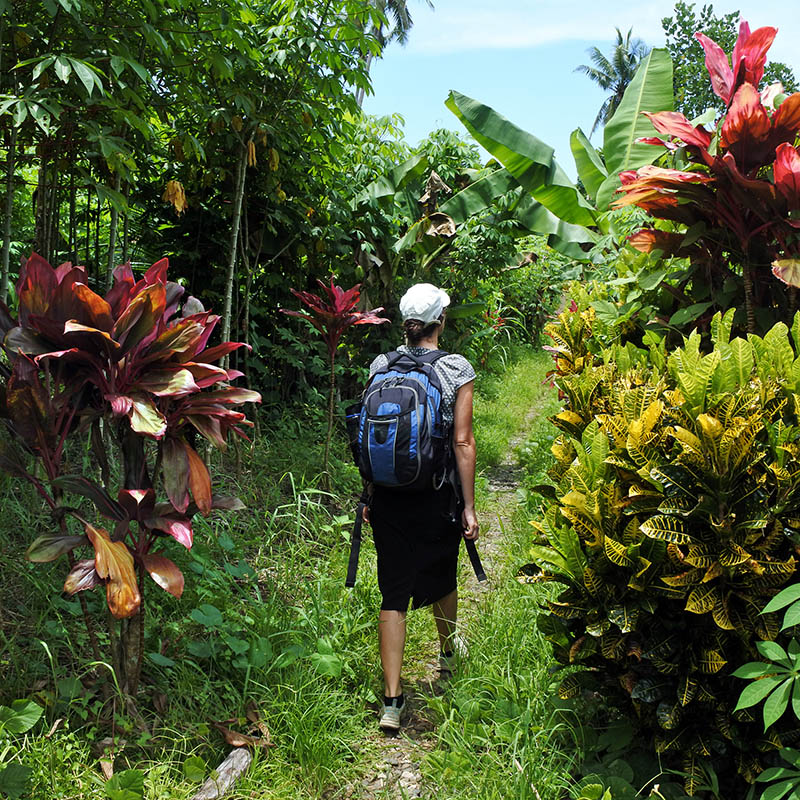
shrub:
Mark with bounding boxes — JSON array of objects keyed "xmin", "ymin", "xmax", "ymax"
[
  {"xmin": 526, "ymin": 304, "xmax": 800, "ymax": 797},
  {"xmin": 0, "ymin": 254, "xmax": 260, "ymax": 696}
]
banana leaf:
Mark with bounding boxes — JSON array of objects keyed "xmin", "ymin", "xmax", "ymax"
[
  {"xmin": 597, "ymin": 48, "xmax": 674, "ymax": 210},
  {"xmin": 445, "ymin": 90, "xmax": 597, "ymax": 228},
  {"xmin": 570, "ymin": 128, "xmax": 607, "ymax": 202},
  {"xmin": 355, "ymin": 153, "xmax": 429, "ymax": 212},
  {"xmin": 437, "ymin": 167, "xmax": 596, "ymax": 260}
]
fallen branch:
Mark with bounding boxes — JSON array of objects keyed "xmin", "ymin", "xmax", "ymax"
[{"xmin": 190, "ymin": 748, "xmax": 253, "ymax": 800}]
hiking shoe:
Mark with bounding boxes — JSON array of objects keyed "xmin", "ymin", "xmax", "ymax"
[
  {"xmin": 379, "ymin": 697, "xmax": 405, "ymax": 731},
  {"xmin": 439, "ymin": 636, "xmax": 468, "ymax": 675}
]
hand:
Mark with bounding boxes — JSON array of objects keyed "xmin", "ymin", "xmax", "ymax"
[
  {"xmin": 362, "ymin": 504, "xmax": 370, "ymax": 524},
  {"xmin": 461, "ymin": 506, "xmax": 479, "ymax": 541}
]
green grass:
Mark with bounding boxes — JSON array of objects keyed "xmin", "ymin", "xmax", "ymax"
[
  {"xmin": 0, "ymin": 345, "xmax": 572, "ymax": 799},
  {"xmin": 419, "ymin": 345, "xmax": 575, "ymax": 800}
]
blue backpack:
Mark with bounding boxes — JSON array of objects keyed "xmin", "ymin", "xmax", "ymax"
[{"xmin": 346, "ymin": 349, "xmax": 449, "ymax": 491}]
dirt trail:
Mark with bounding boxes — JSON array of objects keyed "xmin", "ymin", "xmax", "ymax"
[{"xmin": 349, "ymin": 420, "xmax": 532, "ymax": 800}]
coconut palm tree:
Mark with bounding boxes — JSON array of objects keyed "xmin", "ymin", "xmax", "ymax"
[
  {"xmin": 576, "ymin": 28, "xmax": 651, "ymax": 134},
  {"xmin": 355, "ymin": 0, "xmax": 434, "ymax": 107}
]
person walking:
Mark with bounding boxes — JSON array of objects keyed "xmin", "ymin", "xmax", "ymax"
[{"xmin": 362, "ymin": 283, "xmax": 479, "ymax": 732}]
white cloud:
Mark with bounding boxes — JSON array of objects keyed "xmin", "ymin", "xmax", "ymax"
[{"xmin": 404, "ymin": 0, "xmax": 800, "ymax": 64}]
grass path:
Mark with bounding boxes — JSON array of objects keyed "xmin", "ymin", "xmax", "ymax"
[{"xmin": 347, "ymin": 347, "xmax": 569, "ymax": 800}]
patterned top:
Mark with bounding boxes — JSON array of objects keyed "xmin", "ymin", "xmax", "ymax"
[{"xmin": 368, "ymin": 345, "xmax": 476, "ymax": 427}]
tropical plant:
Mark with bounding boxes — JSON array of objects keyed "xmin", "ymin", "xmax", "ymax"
[
  {"xmin": 526, "ymin": 304, "xmax": 800, "ymax": 797},
  {"xmin": 576, "ymin": 27, "xmax": 652, "ymax": 135},
  {"xmin": 280, "ymin": 279, "xmax": 388, "ymax": 484},
  {"xmin": 0, "ymin": 698, "xmax": 43, "ymax": 799},
  {"xmin": 662, "ymin": 1, "xmax": 796, "ymax": 120},
  {"xmin": 615, "ymin": 20, "xmax": 800, "ymax": 334},
  {"xmin": 0, "ymin": 253, "xmax": 260, "ymax": 696}
]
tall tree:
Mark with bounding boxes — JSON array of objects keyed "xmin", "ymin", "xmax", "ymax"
[
  {"xmin": 576, "ymin": 28, "xmax": 651, "ymax": 135},
  {"xmin": 355, "ymin": 0, "xmax": 433, "ymax": 107},
  {"xmin": 662, "ymin": 1, "xmax": 797, "ymax": 120}
]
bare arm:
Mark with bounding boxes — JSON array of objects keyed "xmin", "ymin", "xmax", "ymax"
[{"xmin": 452, "ymin": 380, "xmax": 479, "ymax": 540}]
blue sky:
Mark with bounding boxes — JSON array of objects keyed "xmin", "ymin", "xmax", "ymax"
[{"xmin": 362, "ymin": 0, "xmax": 800, "ymax": 181}]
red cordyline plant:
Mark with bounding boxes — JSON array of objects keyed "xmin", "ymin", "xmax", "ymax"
[
  {"xmin": 613, "ymin": 21, "xmax": 800, "ymax": 332},
  {"xmin": 280, "ymin": 278, "xmax": 388, "ymax": 484},
  {"xmin": 0, "ymin": 253, "xmax": 260, "ymax": 695}
]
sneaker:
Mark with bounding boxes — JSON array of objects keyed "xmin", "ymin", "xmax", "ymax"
[
  {"xmin": 438, "ymin": 636, "xmax": 468, "ymax": 675},
  {"xmin": 379, "ymin": 697, "xmax": 404, "ymax": 731}
]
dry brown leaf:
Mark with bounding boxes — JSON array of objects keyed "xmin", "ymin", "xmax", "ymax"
[
  {"xmin": 85, "ymin": 524, "xmax": 141, "ymax": 618},
  {"xmin": 213, "ymin": 722, "xmax": 274, "ymax": 749},
  {"xmin": 45, "ymin": 718, "xmax": 64, "ymax": 739},
  {"xmin": 100, "ymin": 760, "xmax": 114, "ymax": 780}
]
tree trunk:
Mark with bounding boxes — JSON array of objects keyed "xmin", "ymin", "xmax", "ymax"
[
  {"xmin": 122, "ymin": 200, "xmax": 130, "ymax": 264},
  {"xmin": 94, "ymin": 189, "xmax": 101, "ymax": 278},
  {"xmin": 68, "ymin": 169, "xmax": 77, "ymax": 263},
  {"xmin": 221, "ymin": 145, "xmax": 248, "ymax": 367},
  {"xmin": 355, "ymin": 49, "xmax": 375, "ymax": 108},
  {"xmin": 743, "ymin": 262, "xmax": 756, "ymax": 334},
  {"xmin": 323, "ymin": 354, "xmax": 335, "ymax": 490},
  {"xmin": 106, "ymin": 172, "xmax": 122, "ymax": 290},
  {"xmin": 34, "ymin": 157, "xmax": 48, "ymax": 257},
  {"xmin": 85, "ymin": 185, "xmax": 92, "ymax": 266},
  {"xmin": 1, "ymin": 126, "xmax": 16, "ymax": 305}
]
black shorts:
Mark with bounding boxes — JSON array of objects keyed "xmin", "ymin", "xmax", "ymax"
[{"xmin": 370, "ymin": 486, "xmax": 462, "ymax": 611}]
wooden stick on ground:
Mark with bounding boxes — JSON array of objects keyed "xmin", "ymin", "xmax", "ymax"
[{"xmin": 190, "ymin": 748, "xmax": 253, "ymax": 800}]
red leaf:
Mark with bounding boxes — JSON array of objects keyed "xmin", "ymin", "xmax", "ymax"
[
  {"xmin": 128, "ymin": 394, "xmax": 167, "ymax": 439},
  {"xmin": 184, "ymin": 443, "xmax": 212, "ymax": 516},
  {"xmin": 720, "ymin": 83, "xmax": 772, "ymax": 170},
  {"xmin": 63, "ymin": 559, "xmax": 103, "ymax": 594},
  {"xmin": 144, "ymin": 258, "xmax": 169, "ymax": 286},
  {"xmin": 112, "ymin": 284, "xmax": 166, "ymax": 352},
  {"xmin": 695, "ymin": 32, "xmax": 734, "ymax": 104},
  {"xmin": 117, "ymin": 488, "xmax": 156, "ymax": 521},
  {"xmin": 106, "ymin": 394, "xmax": 133, "ymax": 417},
  {"xmin": 774, "ymin": 143, "xmax": 800, "ymax": 206},
  {"xmin": 643, "ymin": 111, "xmax": 712, "ymax": 151},
  {"xmin": 86, "ymin": 524, "xmax": 140, "ymax": 619},
  {"xmin": 186, "ymin": 414, "xmax": 227, "ymax": 450},
  {"xmin": 162, "ymin": 438, "xmax": 189, "ymax": 513},
  {"xmin": 142, "ymin": 553, "xmax": 184, "ymax": 598},
  {"xmin": 735, "ymin": 24, "xmax": 777, "ymax": 90},
  {"xmin": 770, "ymin": 93, "xmax": 800, "ymax": 148},
  {"xmin": 72, "ymin": 284, "xmax": 114, "ymax": 332},
  {"xmin": 132, "ymin": 368, "xmax": 200, "ymax": 397},
  {"xmin": 146, "ymin": 506, "xmax": 194, "ymax": 548},
  {"xmin": 193, "ymin": 341, "xmax": 250, "ymax": 364}
]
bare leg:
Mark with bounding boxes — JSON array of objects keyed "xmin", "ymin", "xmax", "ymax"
[
  {"xmin": 431, "ymin": 589, "xmax": 457, "ymax": 653},
  {"xmin": 379, "ymin": 610, "xmax": 406, "ymax": 697}
]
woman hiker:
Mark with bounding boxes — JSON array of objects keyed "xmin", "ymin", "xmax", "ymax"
[{"xmin": 362, "ymin": 283, "xmax": 479, "ymax": 732}]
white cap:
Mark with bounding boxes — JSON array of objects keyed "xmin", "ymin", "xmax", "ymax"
[{"xmin": 399, "ymin": 283, "xmax": 450, "ymax": 323}]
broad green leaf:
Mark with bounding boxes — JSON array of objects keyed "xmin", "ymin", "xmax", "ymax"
[
  {"xmin": 190, "ymin": 603, "xmax": 223, "ymax": 628},
  {"xmin": 0, "ymin": 763, "xmax": 32, "ymax": 799},
  {"xmin": 105, "ymin": 768, "xmax": 144, "ymax": 800},
  {"xmin": 445, "ymin": 90, "xmax": 596, "ymax": 227},
  {"xmin": 0, "ymin": 699, "xmax": 43, "ymax": 734},
  {"xmin": 438, "ymin": 168, "xmax": 517, "ymax": 224},
  {"xmin": 26, "ymin": 534, "xmax": 87, "ymax": 562},
  {"xmin": 758, "ymin": 640, "xmax": 793, "ymax": 667},
  {"xmin": 764, "ymin": 678, "xmax": 795, "ymax": 729},
  {"xmin": 356, "ymin": 154, "xmax": 428, "ymax": 209},
  {"xmin": 309, "ymin": 651, "xmax": 343, "ymax": 677},
  {"xmin": 763, "ymin": 584, "xmax": 800, "ymax": 614},
  {"xmin": 570, "ymin": 128, "xmax": 607, "ymax": 202},
  {"xmin": 669, "ymin": 302, "xmax": 714, "ymax": 327},
  {"xmin": 734, "ymin": 675, "xmax": 784, "ymax": 710},
  {"xmin": 67, "ymin": 57, "xmax": 101, "ymax": 97},
  {"xmin": 147, "ymin": 652, "xmax": 176, "ymax": 668},
  {"xmin": 733, "ymin": 662, "xmax": 780, "ymax": 679},
  {"xmin": 602, "ymin": 48, "xmax": 674, "ymax": 175},
  {"xmin": 54, "ymin": 55, "xmax": 72, "ymax": 83},
  {"xmin": 783, "ymin": 604, "xmax": 800, "ymax": 631},
  {"xmin": 182, "ymin": 755, "xmax": 206, "ymax": 783}
]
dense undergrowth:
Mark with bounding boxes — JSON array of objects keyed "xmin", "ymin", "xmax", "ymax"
[{"xmin": 0, "ymin": 345, "xmax": 572, "ymax": 799}]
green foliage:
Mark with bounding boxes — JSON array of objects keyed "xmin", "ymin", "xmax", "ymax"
[
  {"xmin": 662, "ymin": 1, "xmax": 797, "ymax": 120},
  {"xmin": 528, "ymin": 305, "xmax": 800, "ymax": 797}
]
